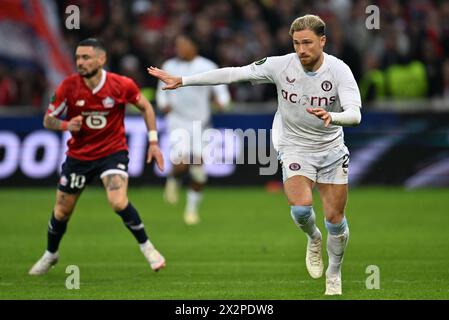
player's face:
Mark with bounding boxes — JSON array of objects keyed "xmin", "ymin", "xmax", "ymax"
[
  {"xmin": 175, "ymin": 36, "xmax": 197, "ymax": 60},
  {"xmin": 292, "ymin": 29, "xmax": 326, "ymax": 69},
  {"xmin": 75, "ymin": 46, "xmax": 105, "ymax": 78}
]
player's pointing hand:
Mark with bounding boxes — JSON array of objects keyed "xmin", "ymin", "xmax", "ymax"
[
  {"xmin": 147, "ymin": 142, "xmax": 164, "ymax": 171},
  {"xmin": 147, "ymin": 66, "xmax": 182, "ymax": 90},
  {"xmin": 306, "ymin": 107, "xmax": 332, "ymax": 127}
]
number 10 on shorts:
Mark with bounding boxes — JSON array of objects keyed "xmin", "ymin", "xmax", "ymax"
[{"xmin": 70, "ymin": 174, "xmax": 86, "ymax": 189}]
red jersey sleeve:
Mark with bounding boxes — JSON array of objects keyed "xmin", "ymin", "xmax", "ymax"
[
  {"xmin": 124, "ymin": 77, "xmax": 141, "ymax": 104},
  {"xmin": 47, "ymin": 80, "xmax": 68, "ymax": 118}
]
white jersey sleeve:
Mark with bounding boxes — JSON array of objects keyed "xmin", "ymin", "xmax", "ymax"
[
  {"xmin": 328, "ymin": 61, "xmax": 362, "ymax": 126},
  {"xmin": 335, "ymin": 62, "xmax": 362, "ymax": 110},
  {"xmin": 182, "ymin": 56, "xmax": 283, "ymax": 86},
  {"xmin": 329, "ymin": 105, "xmax": 361, "ymax": 126}
]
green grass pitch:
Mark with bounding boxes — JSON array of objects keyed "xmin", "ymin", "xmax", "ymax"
[{"xmin": 0, "ymin": 186, "xmax": 448, "ymax": 300}]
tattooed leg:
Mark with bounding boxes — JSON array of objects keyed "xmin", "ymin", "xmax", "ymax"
[
  {"xmin": 54, "ymin": 190, "xmax": 80, "ymax": 221},
  {"xmin": 102, "ymin": 174, "xmax": 129, "ymax": 212},
  {"xmin": 105, "ymin": 174, "xmax": 126, "ymax": 191},
  {"xmin": 42, "ymin": 190, "xmax": 80, "ymax": 255}
]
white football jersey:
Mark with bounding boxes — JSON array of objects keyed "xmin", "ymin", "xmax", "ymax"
[
  {"xmin": 156, "ymin": 56, "xmax": 230, "ymax": 131},
  {"xmin": 248, "ymin": 53, "xmax": 361, "ymax": 152}
]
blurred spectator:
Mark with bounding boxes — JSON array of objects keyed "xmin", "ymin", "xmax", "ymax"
[
  {"xmin": 13, "ymin": 67, "xmax": 47, "ymax": 108},
  {"xmin": 0, "ymin": 64, "xmax": 18, "ymax": 106},
  {"xmin": 359, "ymin": 53, "xmax": 386, "ymax": 102},
  {"xmin": 443, "ymin": 59, "xmax": 449, "ymax": 101},
  {"xmin": 422, "ymin": 38, "xmax": 443, "ymax": 98},
  {"xmin": 385, "ymin": 60, "xmax": 427, "ymax": 100},
  {"xmin": 118, "ymin": 53, "xmax": 156, "ymax": 103},
  {"xmin": 325, "ymin": 19, "xmax": 362, "ymax": 81}
]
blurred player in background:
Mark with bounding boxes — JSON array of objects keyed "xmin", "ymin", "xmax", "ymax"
[
  {"xmin": 148, "ymin": 15, "xmax": 361, "ymax": 295},
  {"xmin": 156, "ymin": 33, "xmax": 230, "ymax": 225},
  {"xmin": 29, "ymin": 38, "xmax": 166, "ymax": 275}
]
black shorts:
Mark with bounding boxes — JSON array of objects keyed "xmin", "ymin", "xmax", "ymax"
[{"xmin": 58, "ymin": 150, "xmax": 129, "ymax": 194}]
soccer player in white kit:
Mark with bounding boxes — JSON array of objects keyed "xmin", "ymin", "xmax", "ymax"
[
  {"xmin": 156, "ymin": 34, "xmax": 231, "ymax": 225},
  {"xmin": 148, "ymin": 15, "xmax": 361, "ymax": 295}
]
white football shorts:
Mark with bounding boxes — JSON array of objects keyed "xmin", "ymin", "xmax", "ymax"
[{"xmin": 279, "ymin": 144, "xmax": 350, "ymax": 184}]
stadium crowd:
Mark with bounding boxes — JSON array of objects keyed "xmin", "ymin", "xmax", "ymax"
[{"xmin": 1, "ymin": 0, "xmax": 449, "ymax": 109}]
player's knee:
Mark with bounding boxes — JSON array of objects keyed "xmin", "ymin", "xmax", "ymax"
[
  {"xmin": 108, "ymin": 196, "xmax": 128, "ymax": 212},
  {"xmin": 290, "ymin": 205, "xmax": 313, "ymax": 224},
  {"xmin": 189, "ymin": 165, "xmax": 207, "ymax": 184},
  {"xmin": 325, "ymin": 210, "xmax": 345, "ymax": 224},
  {"xmin": 172, "ymin": 163, "xmax": 189, "ymax": 176},
  {"xmin": 54, "ymin": 194, "xmax": 76, "ymax": 220},
  {"xmin": 53, "ymin": 207, "xmax": 71, "ymax": 221},
  {"xmin": 286, "ymin": 191, "xmax": 313, "ymax": 206}
]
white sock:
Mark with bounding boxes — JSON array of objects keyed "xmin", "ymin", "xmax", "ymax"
[
  {"xmin": 186, "ymin": 190, "xmax": 202, "ymax": 214},
  {"xmin": 44, "ymin": 250, "xmax": 57, "ymax": 258},
  {"xmin": 291, "ymin": 206, "xmax": 321, "ymax": 241},
  {"xmin": 167, "ymin": 176, "xmax": 179, "ymax": 186},
  {"xmin": 139, "ymin": 239, "xmax": 154, "ymax": 252},
  {"xmin": 303, "ymin": 211, "xmax": 321, "ymax": 241},
  {"xmin": 325, "ymin": 218, "xmax": 349, "ymax": 275}
]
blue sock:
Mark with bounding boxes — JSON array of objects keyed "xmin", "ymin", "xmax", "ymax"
[
  {"xmin": 116, "ymin": 203, "xmax": 149, "ymax": 244},
  {"xmin": 47, "ymin": 212, "xmax": 67, "ymax": 253},
  {"xmin": 325, "ymin": 217, "xmax": 348, "ymax": 236}
]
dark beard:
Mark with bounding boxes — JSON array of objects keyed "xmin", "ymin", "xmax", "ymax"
[{"xmin": 79, "ymin": 68, "xmax": 100, "ymax": 79}]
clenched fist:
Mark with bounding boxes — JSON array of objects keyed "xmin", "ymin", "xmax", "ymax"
[{"xmin": 68, "ymin": 115, "xmax": 83, "ymax": 132}]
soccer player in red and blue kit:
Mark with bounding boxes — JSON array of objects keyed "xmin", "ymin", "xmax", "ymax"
[{"xmin": 29, "ymin": 38, "xmax": 166, "ymax": 275}]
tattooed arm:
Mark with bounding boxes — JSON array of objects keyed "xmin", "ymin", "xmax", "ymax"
[{"xmin": 43, "ymin": 114, "xmax": 83, "ymax": 132}]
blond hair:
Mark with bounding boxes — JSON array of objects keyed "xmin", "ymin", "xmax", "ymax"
[{"xmin": 289, "ymin": 14, "xmax": 326, "ymax": 37}]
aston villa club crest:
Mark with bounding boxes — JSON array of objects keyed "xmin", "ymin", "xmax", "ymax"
[
  {"xmin": 321, "ymin": 80, "xmax": 332, "ymax": 91},
  {"xmin": 102, "ymin": 96, "xmax": 115, "ymax": 108},
  {"xmin": 289, "ymin": 163, "xmax": 301, "ymax": 171}
]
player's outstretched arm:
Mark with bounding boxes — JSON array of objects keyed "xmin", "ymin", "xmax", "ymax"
[
  {"xmin": 148, "ymin": 65, "xmax": 256, "ymax": 88},
  {"xmin": 147, "ymin": 67, "xmax": 182, "ymax": 90},
  {"xmin": 134, "ymin": 94, "xmax": 164, "ymax": 171}
]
